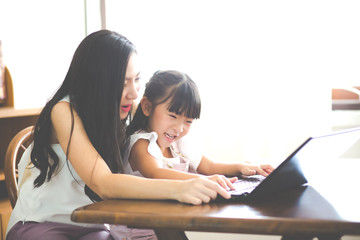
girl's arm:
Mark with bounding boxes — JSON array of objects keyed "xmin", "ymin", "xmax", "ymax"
[
  {"xmin": 51, "ymin": 101, "xmax": 231, "ymax": 205},
  {"xmin": 129, "ymin": 139, "xmax": 236, "ymax": 189},
  {"xmin": 197, "ymin": 156, "xmax": 274, "ymax": 177},
  {"xmin": 129, "ymin": 139, "xmax": 199, "ymax": 180}
]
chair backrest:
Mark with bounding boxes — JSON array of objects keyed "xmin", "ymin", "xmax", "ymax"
[
  {"xmin": 2, "ymin": 66, "xmax": 15, "ymax": 107},
  {"xmin": 4, "ymin": 126, "xmax": 34, "ymax": 208}
]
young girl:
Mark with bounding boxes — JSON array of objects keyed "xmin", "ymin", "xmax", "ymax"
[
  {"xmin": 124, "ymin": 70, "xmax": 274, "ymax": 189},
  {"xmin": 6, "ymin": 30, "xmax": 231, "ymax": 240}
]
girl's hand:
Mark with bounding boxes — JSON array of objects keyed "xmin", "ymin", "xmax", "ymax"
[
  {"xmin": 174, "ymin": 177, "xmax": 231, "ymax": 205},
  {"xmin": 206, "ymin": 175, "xmax": 237, "ymax": 190},
  {"xmin": 240, "ymin": 162, "xmax": 275, "ymax": 177}
]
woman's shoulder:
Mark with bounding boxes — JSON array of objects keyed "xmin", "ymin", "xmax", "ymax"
[
  {"xmin": 51, "ymin": 97, "xmax": 78, "ymax": 130},
  {"xmin": 59, "ymin": 95, "xmax": 70, "ymax": 103},
  {"xmin": 51, "ymin": 96, "xmax": 74, "ymax": 115},
  {"xmin": 51, "ymin": 100, "xmax": 71, "ymax": 119}
]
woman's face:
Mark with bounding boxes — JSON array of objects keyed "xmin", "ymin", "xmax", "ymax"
[{"xmin": 120, "ymin": 53, "xmax": 141, "ymax": 120}]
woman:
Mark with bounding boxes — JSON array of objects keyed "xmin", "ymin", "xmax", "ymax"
[{"xmin": 6, "ymin": 30, "xmax": 230, "ymax": 240}]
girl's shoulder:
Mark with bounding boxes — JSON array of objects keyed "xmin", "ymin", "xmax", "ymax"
[
  {"xmin": 130, "ymin": 130, "xmax": 158, "ymax": 144},
  {"xmin": 127, "ymin": 131, "xmax": 164, "ymax": 161}
]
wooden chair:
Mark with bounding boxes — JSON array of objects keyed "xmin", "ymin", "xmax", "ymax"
[{"xmin": 4, "ymin": 126, "xmax": 34, "ymax": 208}]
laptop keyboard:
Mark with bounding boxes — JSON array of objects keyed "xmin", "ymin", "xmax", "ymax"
[{"xmin": 229, "ymin": 175, "xmax": 266, "ymax": 195}]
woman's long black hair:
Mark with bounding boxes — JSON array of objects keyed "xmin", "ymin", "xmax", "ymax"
[
  {"xmin": 126, "ymin": 70, "xmax": 201, "ymax": 137},
  {"xmin": 31, "ymin": 30, "xmax": 137, "ymax": 202}
]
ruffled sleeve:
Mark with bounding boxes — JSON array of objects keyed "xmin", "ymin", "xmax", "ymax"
[{"xmin": 123, "ymin": 131, "xmax": 165, "ymax": 176}]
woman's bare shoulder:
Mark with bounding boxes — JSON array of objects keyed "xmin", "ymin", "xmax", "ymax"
[
  {"xmin": 51, "ymin": 100, "xmax": 78, "ymax": 123},
  {"xmin": 52, "ymin": 100, "xmax": 70, "ymax": 114}
]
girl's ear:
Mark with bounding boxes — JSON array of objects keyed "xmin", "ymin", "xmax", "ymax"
[{"xmin": 140, "ymin": 97, "xmax": 152, "ymax": 117}]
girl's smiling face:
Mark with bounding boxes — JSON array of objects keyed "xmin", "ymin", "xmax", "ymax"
[{"xmin": 141, "ymin": 97, "xmax": 194, "ymax": 153}]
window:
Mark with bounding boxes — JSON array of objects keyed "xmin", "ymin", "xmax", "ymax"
[
  {"xmin": 2, "ymin": 1, "xmax": 359, "ymax": 163},
  {"xmin": 0, "ymin": 0, "xmax": 86, "ymax": 108},
  {"xmin": 106, "ymin": 0, "xmax": 360, "ymax": 162}
]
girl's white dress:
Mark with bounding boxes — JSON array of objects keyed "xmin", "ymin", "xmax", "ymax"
[
  {"xmin": 111, "ymin": 130, "xmax": 204, "ymax": 239},
  {"xmin": 123, "ymin": 130, "xmax": 203, "ymax": 175}
]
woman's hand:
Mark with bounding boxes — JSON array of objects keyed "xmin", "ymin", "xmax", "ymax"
[
  {"xmin": 206, "ymin": 175, "xmax": 237, "ymax": 190},
  {"xmin": 174, "ymin": 177, "xmax": 231, "ymax": 205}
]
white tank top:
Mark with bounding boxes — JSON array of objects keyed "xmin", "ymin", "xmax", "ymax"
[{"xmin": 7, "ymin": 96, "xmax": 104, "ymax": 235}]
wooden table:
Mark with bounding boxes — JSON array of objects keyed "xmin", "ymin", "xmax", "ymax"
[
  {"xmin": 72, "ymin": 183, "xmax": 360, "ymax": 240},
  {"xmin": 72, "ymin": 154, "xmax": 360, "ymax": 240}
]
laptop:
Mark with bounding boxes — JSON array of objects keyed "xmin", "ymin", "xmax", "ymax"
[{"xmin": 219, "ymin": 127, "xmax": 360, "ymax": 202}]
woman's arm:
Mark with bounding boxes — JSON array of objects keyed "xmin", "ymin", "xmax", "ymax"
[{"xmin": 51, "ymin": 101, "xmax": 230, "ymax": 204}]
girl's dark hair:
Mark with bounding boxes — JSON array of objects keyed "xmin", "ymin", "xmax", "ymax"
[
  {"xmin": 31, "ymin": 30, "xmax": 137, "ymax": 202},
  {"xmin": 127, "ymin": 70, "xmax": 201, "ymax": 137}
]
